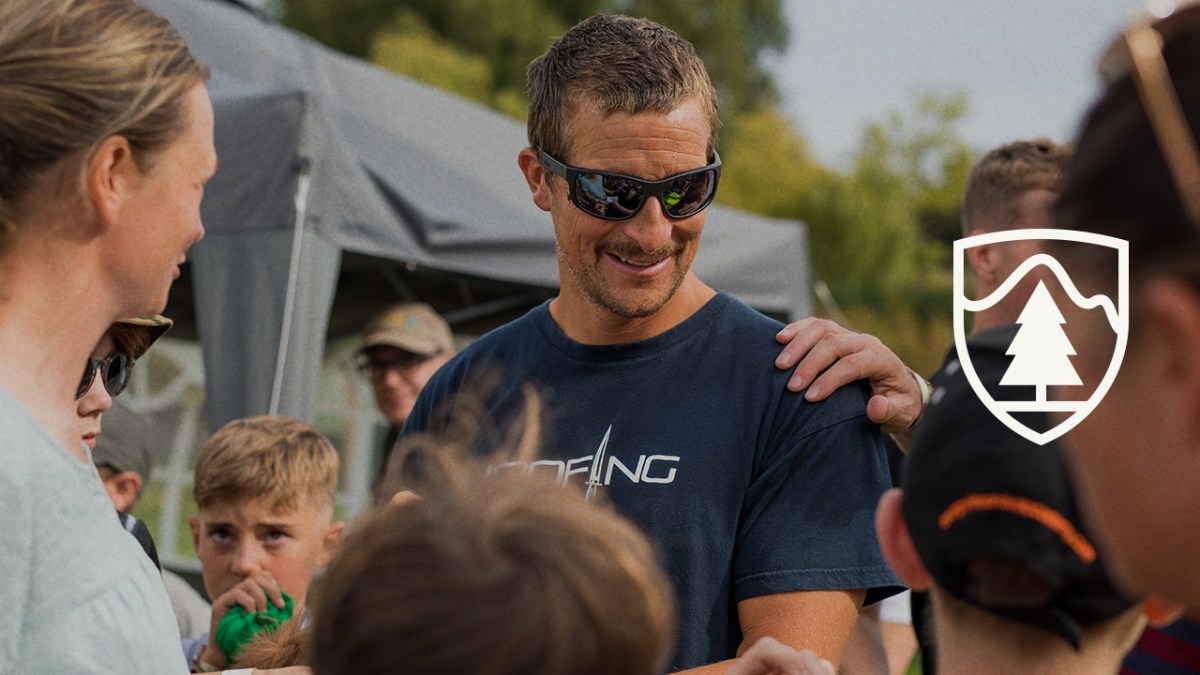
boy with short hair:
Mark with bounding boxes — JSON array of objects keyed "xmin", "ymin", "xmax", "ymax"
[
  {"xmin": 184, "ymin": 415, "xmax": 344, "ymax": 672},
  {"xmin": 874, "ymin": 326, "xmax": 1180, "ymax": 674}
]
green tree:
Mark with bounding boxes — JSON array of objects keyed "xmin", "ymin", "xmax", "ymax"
[
  {"xmin": 785, "ymin": 93, "xmax": 972, "ymax": 374},
  {"xmin": 618, "ymin": 0, "xmax": 788, "ymax": 115},
  {"xmin": 282, "ymin": 0, "xmax": 400, "ymax": 58},
  {"xmin": 716, "ymin": 107, "xmax": 819, "ymax": 219},
  {"xmin": 282, "ymin": 0, "xmax": 788, "ymax": 124}
]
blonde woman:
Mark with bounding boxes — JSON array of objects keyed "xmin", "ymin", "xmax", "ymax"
[{"xmin": 0, "ymin": 0, "xmax": 212, "ymax": 671}]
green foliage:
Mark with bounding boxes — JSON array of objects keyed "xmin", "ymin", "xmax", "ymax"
[
  {"xmin": 282, "ymin": 0, "xmax": 787, "ymax": 123},
  {"xmin": 617, "ymin": 0, "xmax": 788, "ymax": 115},
  {"xmin": 717, "ymin": 108, "xmax": 819, "ymax": 219},
  {"xmin": 389, "ymin": 0, "xmax": 568, "ymax": 96},
  {"xmin": 794, "ymin": 92, "xmax": 970, "ymax": 372},
  {"xmin": 282, "ymin": 0, "xmax": 400, "ymax": 58},
  {"xmin": 370, "ymin": 11, "xmax": 497, "ymax": 108}
]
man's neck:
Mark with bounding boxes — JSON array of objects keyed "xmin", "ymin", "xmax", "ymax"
[
  {"xmin": 935, "ymin": 621, "xmax": 1129, "ymax": 675},
  {"xmin": 548, "ymin": 275, "xmax": 716, "ymax": 345}
]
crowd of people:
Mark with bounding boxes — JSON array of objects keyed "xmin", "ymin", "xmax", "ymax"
[{"xmin": 1, "ymin": 0, "xmax": 1197, "ymax": 673}]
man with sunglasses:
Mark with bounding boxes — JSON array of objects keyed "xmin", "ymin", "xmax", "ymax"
[
  {"xmin": 402, "ymin": 15, "xmax": 915, "ymax": 673},
  {"xmin": 75, "ymin": 317, "xmax": 171, "ymax": 563}
]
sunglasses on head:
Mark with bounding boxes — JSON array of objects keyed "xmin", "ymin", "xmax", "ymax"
[
  {"xmin": 1099, "ymin": 0, "xmax": 1200, "ymax": 232},
  {"xmin": 76, "ymin": 351, "xmax": 133, "ymax": 400},
  {"xmin": 538, "ymin": 148, "xmax": 721, "ymax": 221}
]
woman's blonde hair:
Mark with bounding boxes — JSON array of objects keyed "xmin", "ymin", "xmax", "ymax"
[{"xmin": 0, "ymin": 0, "xmax": 207, "ymax": 237}]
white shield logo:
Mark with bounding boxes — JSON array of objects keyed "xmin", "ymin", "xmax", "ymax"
[{"xmin": 953, "ymin": 228, "xmax": 1128, "ymax": 445}]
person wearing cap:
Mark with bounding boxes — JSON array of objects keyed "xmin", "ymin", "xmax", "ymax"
[
  {"xmin": 77, "ymin": 317, "xmax": 218, "ymax": 642},
  {"xmin": 74, "ymin": 316, "xmax": 167, "ymax": 570},
  {"xmin": 873, "ymin": 325, "xmax": 1181, "ymax": 674},
  {"xmin": 358, "ymin": 302, "xmax": 455, "ymax": 491},
  {"xmin": 75, "ymin": 315, "xmax": 172, "ymax": 458}
]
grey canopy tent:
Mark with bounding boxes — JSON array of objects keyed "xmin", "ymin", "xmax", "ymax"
[{"xmin": 143, "ymin": 0, "xmax": 811, "ymax": 431}]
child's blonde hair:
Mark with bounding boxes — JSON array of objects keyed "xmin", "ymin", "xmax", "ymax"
[{"xmin": 193, "ymin": 416, "xmax": 339, "ymax": 512}]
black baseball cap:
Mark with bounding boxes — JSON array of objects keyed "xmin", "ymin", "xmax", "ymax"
[{"xmin": 901, "ymin": 324, "xmax": 1136, "ymax": 649}]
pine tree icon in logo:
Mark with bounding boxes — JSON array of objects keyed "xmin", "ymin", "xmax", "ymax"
[{"xmin": 1001, "ymin": 280, "xmax": 1082, "ymax": 403}]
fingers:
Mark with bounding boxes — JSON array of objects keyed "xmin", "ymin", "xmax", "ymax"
[
  {"xmin": 254, "ymin": 571, "xmax": 287, "ymax": 610},
  {"xmin": 728, "ymin": 637, "xmax": 836, "ymax": 675},
  {"xmin": 775, "ymin": 318, "xmax": 846, "ymax": 374},
  {"xmin": 866, "ymin": 395, "xmax": 892, "ymax": 426},
  {"xmin": 777, "ymin": 321, "xmax": 867, "ymax": 393},
  {"xmin": 389, "ymin": 489, "xmax": 421, "ymax": 508},
  {"xmin": 775, "ymin": 317, "xmax": 924, "ymax": 432},
  {"xmin": 214, "ymin": 572, "xmax": 284, "ymax": 621},
  {"xmin": 799, "ymin": 342, "xmax": 881, "ymax": 399}
]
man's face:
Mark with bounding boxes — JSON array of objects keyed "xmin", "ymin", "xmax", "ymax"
[
  {"xmin": 364, "ymin": 345, "xmax": 444, "ymax": 426},
  {"xmin": 189, "ymin": 496, "xmax": 342, "ymax": 612},
  {"xmin": 545, "ymin": 98, "xmax": 710, "ymax": 320}
]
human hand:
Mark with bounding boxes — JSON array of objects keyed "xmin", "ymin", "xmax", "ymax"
[
  {"xmin": 775, "ymin": 318, "xmax": 924, "ymax": 434},
  {"xmin": 200, "ymin": 571, "xmax": 285, "ymax": 669},
  {"xmin": 727, "ymin": 637, "xmax": 835, "ymax": 675},
  {"xmin": 389, "ymin": 489, "xmax": 421, "ymax": 508}
]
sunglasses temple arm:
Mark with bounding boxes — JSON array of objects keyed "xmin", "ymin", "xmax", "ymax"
[{"xmin": 1126, "ymin": 25, "xmax": 1200, "ymax": 228}]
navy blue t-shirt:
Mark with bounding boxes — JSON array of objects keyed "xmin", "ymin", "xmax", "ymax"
[{"xmin": 403, "ymin": 292, "xmax": 901, "ymax": 670}]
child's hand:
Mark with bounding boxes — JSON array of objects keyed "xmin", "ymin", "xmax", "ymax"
[
  {"xmin": 726, "ymin": 637, "xmax": 835, "ymax": 675},
  {"xmin": 200, "ymin": 572, "xmax": 285, "ymax": 669}
]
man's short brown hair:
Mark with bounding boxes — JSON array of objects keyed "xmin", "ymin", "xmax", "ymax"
[
  {"xmin": 526, "ymin": 14, "xmax": 719, "ymax": 161},
  {"xmin": 193, "ymin": 415, "xmax": 339, "ymax": 512},
  {"xmin": 961, "ymin": 139, "xmax": 1071, "ymax": 235}
]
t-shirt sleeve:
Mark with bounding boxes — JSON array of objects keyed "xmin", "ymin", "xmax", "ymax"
[
  {"xmin": 732, "ymin": 385, "xmax": 901, "ymax": 602},
  {"xmin": 0, "ymin": 466, "xmax": 33, "ymax": 665}
]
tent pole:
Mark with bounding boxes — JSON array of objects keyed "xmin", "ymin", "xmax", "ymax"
[{"xmin": 269, "ymin": 158, "xmax": 313, "ymax": 414}]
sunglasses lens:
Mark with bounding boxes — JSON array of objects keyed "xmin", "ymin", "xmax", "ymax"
[
  {"xmin": 575, "ymin": 173, "xmax": 644, "ymax": 219},
  {"xmin": 76, "ymin": 361, "xmax": 97, "ymax": 400},
  {"xmin": 104, "ymin": 352, "xmax": 131, "ymax": 397},
  {"xmin": 663, "ymin": 169, "xmax": 717, "ymax": 218}
]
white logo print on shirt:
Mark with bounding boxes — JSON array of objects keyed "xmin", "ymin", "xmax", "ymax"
[{"xmin": 488, "ymin": 425, "xmax": 680, "ymax": 489}]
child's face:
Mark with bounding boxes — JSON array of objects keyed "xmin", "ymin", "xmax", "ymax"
[
  {"xmin": 75, "ymin": 334, "xmax": 116, "ymax": 452},
  {"xmin": 189, "ymin": 495, "xmax": 343, "ymax": 611}
]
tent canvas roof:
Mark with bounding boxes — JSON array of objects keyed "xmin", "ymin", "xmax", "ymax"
[{"xmin": 143, "ymin": 0, "xmax": 811, "ymax": 428}]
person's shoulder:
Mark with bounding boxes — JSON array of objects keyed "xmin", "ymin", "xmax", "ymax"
[
  {"xmin": 0, "ymin": 396, "xmax": 68, "ymax": 496},
  {"xmin": 434, "ymin": 305, "xmax": 551, "ymax": 379},
  {"xmin": 705, "ymin": 292, "xmax": 787, "ymax": 340}
]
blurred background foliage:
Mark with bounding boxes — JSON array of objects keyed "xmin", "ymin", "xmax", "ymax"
[{"xmin": 280, "ymin": 0, "xmax": 975, "ymax": 375}]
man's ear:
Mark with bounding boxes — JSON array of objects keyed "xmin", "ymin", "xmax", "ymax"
[
  {"xmin": 517, "ymin": 147, "xmax": 554, "ymax": 213},
  {"xmin": 318, "ymin": 520, "xmax": 346, "ymax": 568},
  {"xmin": 964, "ymin": 241, "xmax": 996, "ymax": 285},
  {"xmin": 107, "ymin": 470, "xmax": 143, "ymax": 513},
  {"xmin": 86, "ymin": 135, "xmax": 136, "ymax": 230},
  {"xmin": 875, "ymin": 489, "xmax": 930, "ymax": 590}
]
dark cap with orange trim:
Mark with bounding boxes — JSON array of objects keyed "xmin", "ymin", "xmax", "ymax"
[{"xmin": 902, "ymin": 323, "xmax": 1136, "ymax": 650}]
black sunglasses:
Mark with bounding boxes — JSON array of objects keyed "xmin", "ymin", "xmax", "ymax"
[
  {"xmin": 76, "ymin": 351, "xmax": 133, "ymax": 400},
  {"xmin": 356, "ymin": 351, "xmax": 440, "ymax": 378},
  {"xmin": 538, "ymin": 148, "xmax": 721, "ymax": 221}
]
